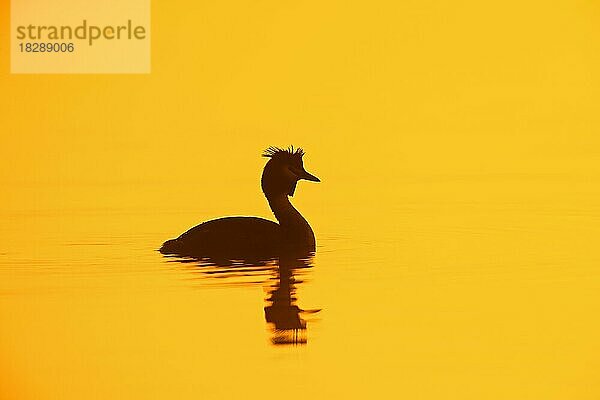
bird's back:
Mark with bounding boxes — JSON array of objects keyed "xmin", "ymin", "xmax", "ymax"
[{"xmin": 160, "ymin": 216, "xmax": 282, "ymax": 261}]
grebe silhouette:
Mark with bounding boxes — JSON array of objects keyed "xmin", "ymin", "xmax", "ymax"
[{"xmin": 160, "ymin": 146, "xmax": 320, "ymax": 262}]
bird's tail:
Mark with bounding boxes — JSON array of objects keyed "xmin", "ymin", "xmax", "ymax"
[{"xmin": 159, "ymin": 239, "xmax": 179, "ymax": 254}]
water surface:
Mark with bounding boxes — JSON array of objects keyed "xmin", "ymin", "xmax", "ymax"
[{"xmin": 2, "ymin": 174, "xmax": 600, "ymax": 399}]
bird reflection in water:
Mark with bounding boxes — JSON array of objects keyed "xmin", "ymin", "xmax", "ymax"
[
  {"xmin": 163, "ymin": 252, "xmax": 320, "ymax": 345},
  {"xmin": 160, "ymin": 146, "xmax": 321, "ymax": 345},
  {"xmin": 265, "ymin": 253, "xmax": 321, "ymax": 345}
]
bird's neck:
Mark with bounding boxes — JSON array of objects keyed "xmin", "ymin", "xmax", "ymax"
[
  {"xmin": 267, "ymin": 194, "xmax": 315, "ymax": 246},
  {"xmin": 267, "ymin": 194, "xmax": 308, "ymax": 228}
]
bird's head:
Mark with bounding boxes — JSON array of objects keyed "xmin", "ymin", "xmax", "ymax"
[{"xmin": 261, "ymin": 146, "xmax": 320, "ymax": 198}]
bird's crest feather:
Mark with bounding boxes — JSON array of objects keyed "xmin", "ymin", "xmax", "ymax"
[{"xmin": 262, "ymin": 146, "xmax": 305, "ymax": 159}]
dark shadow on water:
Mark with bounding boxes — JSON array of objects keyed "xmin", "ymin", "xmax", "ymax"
[
  {"xmin": 265, "ymin": 253, "xmax": 321, "ymax": 345},
  {"xmin": 163, "ymin": 251, "xmax": 321, "ymax": 346}
]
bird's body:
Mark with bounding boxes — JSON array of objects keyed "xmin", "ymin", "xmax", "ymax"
[
  {"xmin": 160, "ymin": 146, "xmax": 320, "ymax": 262},
  {"xmin": 160, "ymin": 217, "xmax": 282, "ymax": 259}
]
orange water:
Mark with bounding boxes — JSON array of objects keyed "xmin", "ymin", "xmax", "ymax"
[{"xmin": 2, "ymin": 174, "xmax": 600, "ymax": 399}]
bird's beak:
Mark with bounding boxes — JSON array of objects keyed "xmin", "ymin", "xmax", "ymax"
[{"xmin": 301, "ymin": 170, "xmax": 320, "ymax": 182}]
